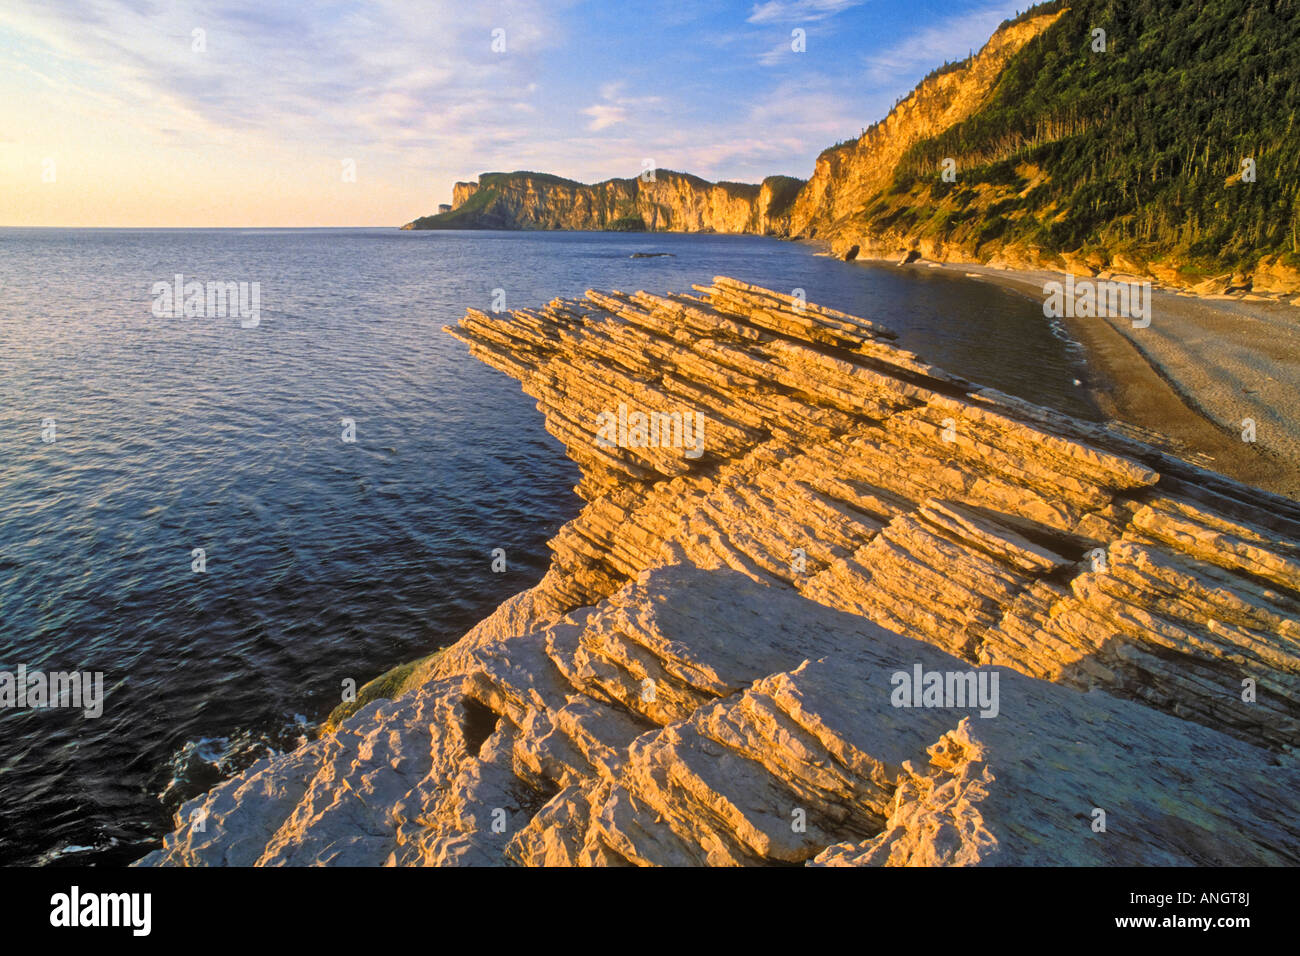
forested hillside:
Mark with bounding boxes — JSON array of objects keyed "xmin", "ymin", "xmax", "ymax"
[{"xmin": 861, "ymin": 0, "xmax": 1299, "ymax": 273}]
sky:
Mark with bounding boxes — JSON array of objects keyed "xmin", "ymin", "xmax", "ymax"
[{"xmin": 0, "ymin": 0, "xmax": 1039, "ymax": 227}]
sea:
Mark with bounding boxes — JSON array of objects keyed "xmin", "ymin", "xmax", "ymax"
[{"xmin": 0, "ymin": 227, "xmax": 1097, "ymax": 866}]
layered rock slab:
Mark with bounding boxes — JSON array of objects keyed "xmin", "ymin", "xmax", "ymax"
[
  {"xmin": 139, "ymin": 567, "xmax": 1300, "ymax": 867},
  {"xmin": 445, "ymin": 277, "xmax": 1300, "ymax": 752}
]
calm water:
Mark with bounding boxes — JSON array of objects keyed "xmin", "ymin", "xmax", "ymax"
[{"xmin": 0, "ymin": 228, "xmax": 1096, "ymax": 867}]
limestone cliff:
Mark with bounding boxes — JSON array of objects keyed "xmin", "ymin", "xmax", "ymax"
[
  {"xmin": 405, "ymin": 170, "xmax": 804, "ymax": 235},
  {"xmin": 451, "ymin": 181, "xmax": 479, "ymax": 208},
  {"xmin": 404, "ymin": 1, "xmax": 1300, "ymax": 294},
  {"xmin": 795, "ymin": 0, "xmax": 1300, "ymax": 292},
  {"xmin": 401, "ymin": 8, "xmax": 1058, "ymax": 245},
  {"xmin": 139, "ymin": 278, "xmax": 1300, "ymax": 867},
  {"xmin": 783, "ymin": 8, "xmax": 1065, "ymax": 242}
]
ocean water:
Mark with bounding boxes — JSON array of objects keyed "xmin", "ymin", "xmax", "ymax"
[{"xmin": 0, "ymin": 227, "xmax": 1097, "ymax": 866}]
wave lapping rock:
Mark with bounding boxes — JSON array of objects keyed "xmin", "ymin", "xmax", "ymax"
[{"xmin": 139, "ymin": 278, "xmax": 1300, "ymax": 866}]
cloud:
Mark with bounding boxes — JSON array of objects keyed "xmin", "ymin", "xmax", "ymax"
[
  {"xmin": 581, "ymin": 83, "xmax": 663, "ymax": 132},
  {"xmin": 0, "ymin": 0, "xmax": 1028, "ymax": 225},
  {"xmin": 859, "ymin": 1, "xmax": 1009, "ymax": 88},
  {"xmin": 758, "ymin": 35, "xmax": 802, "ymax": 66},
  {"xmin": 0, "ymin": 0, "xmax": 574, "ymax": 156},
  {"xmin": 746, "ymin": 0, "xmax": 865, "ymax": 24},
  {"xmin": 583, "ymin": 103, "xmax": 629, "ymax": 131},
  {"xmin": 553, "ymin": 69, "xmax": 864, "ymax": 187},
  {"xmin": 745, "ymin": 0, "xmax": 863, "ymax": 66}
]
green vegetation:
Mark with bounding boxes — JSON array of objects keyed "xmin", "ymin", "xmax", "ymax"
[
  {"xmin": 323, "ymin": 650, "xmax": 444, "ymax": 733},
  {"xmin": 920, "ymin": 55, "xmax": 974, "ymax": 85},
  {"xmin": 881, "ymin": 0, "xmax": 1300, "ymax": 271},
  {"xmin": 999, "ymin": 1, "xmax": 1067, "ymax": 30},
  {"xmin": 818, "ymin": 137, "xmax": 859, "ymax": 159},
  {"xmin": 408, "ymin": 171, "xmax": 592, "ymax": 228},
  {"xmin": 608, "ymin": 215, "xmax": 647, "ymax": 231},
  {"xmin": 408, "ymin": 0, "xmax": 1298, "ymax": 273},
  {"xmin": 481, "ymin": 170, "xmax": 587, "ymax": 189},
  {"xmin": 715, "ymin": 180, "xmax": 762, "ymax": 198},
  {"xmin": 407, "ymin": 183, "xmax": 502, "ymax": 229},
  {"xmin": 761, "ymin": 175, "xmax": 806, "ymax": 222}
]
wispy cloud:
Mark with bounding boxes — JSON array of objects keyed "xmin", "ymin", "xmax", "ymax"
[
  {"xmin": 581, "ymin": 82, "xmax": 663, "ymax": 132},
  {"xmin": 746, "ymin": 0, "xmax": 866, "ymax": 24},
  {"xmin": 859, "ymin": 1, "xmax": 1009, "ymax": 88},
  {"xmin": 758, "ymin": 35, "xmax": 800, "ymax": 66},
  {"xmin": 0, "ymin": 0, "xmax": 1028, "ymax": 224},
  {"xmin": 0, "ymin": 0, "xmax": 571, "ymax": 155},
  {"xmin": 583, "ymin": 103, "xmax": 629, "ymax": 131},
  {"xmin": 557, "ymin": 70, "xmax": 864, "ymax": 185}
]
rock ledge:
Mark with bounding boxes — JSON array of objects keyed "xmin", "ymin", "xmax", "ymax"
[{"xmin": 139, "ymin": 278, "xmax": 1300, "ymax": 866}]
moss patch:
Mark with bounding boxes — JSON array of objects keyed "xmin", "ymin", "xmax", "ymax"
[{"xmin": 323, "ymin": 650, "xmax": 445, "ymax": 734}]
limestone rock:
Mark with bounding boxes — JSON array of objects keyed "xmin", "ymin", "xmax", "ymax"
[
  {"xmin": 1251, "ymin": 255, "xmax": 1300, "ymax": 295},
  {"xmin": 139, "ymin": 278, "xmax": 1300, "ymax": 867},
  {"xmin": 138, "ymin": 566, "xmax": 1300, "ymax": 867}
]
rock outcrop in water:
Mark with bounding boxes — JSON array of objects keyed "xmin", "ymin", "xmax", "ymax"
[{"xmin": 139, "ymin": 278, "xmax": 1300, "ymax": 866}]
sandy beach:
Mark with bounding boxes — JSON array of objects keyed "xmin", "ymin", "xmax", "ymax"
[{"xmin": 867, "ymin": 258, "xmax": 1300, "ymax": 501}]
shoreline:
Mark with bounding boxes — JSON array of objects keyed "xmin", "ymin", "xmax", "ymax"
[{"xmin": 846, "ymin": 253, "xmax": 1300, "ymax": 500}]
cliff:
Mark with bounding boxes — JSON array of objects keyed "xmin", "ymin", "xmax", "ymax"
[
  {"xmin": 792, "ymin": 0, "xmax": 1300, "ymax": 292},
  {"xmin": 402, "ymin": 9, "xmax": 1058, "ymax": 239},
  {"xmin": 139, "ymin": 278, "xmax": 1300, "ymax": 866},
  {"xmin": 784, "ymin": 8, "xmax": 1065, "ymax": 242},
  {"xmin": 405, "ymin": 1, "xmax": 1300, "ymax": 295},
  {"xmin": 404, "ymin": 170, "xmax": 805, "ymax": 235},
  {"xmin": 452, "ymin": 181, "xmax": 479, "ymax": 208}
]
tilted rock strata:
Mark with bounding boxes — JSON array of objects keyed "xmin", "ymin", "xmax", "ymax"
[
  {"xmin": 446, "ymin": 276, "xmax": 1300, "ymax": 752},
  {"xmin": 140, "ymin": 279, "xmax": 1300, "ymax": 866}
]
